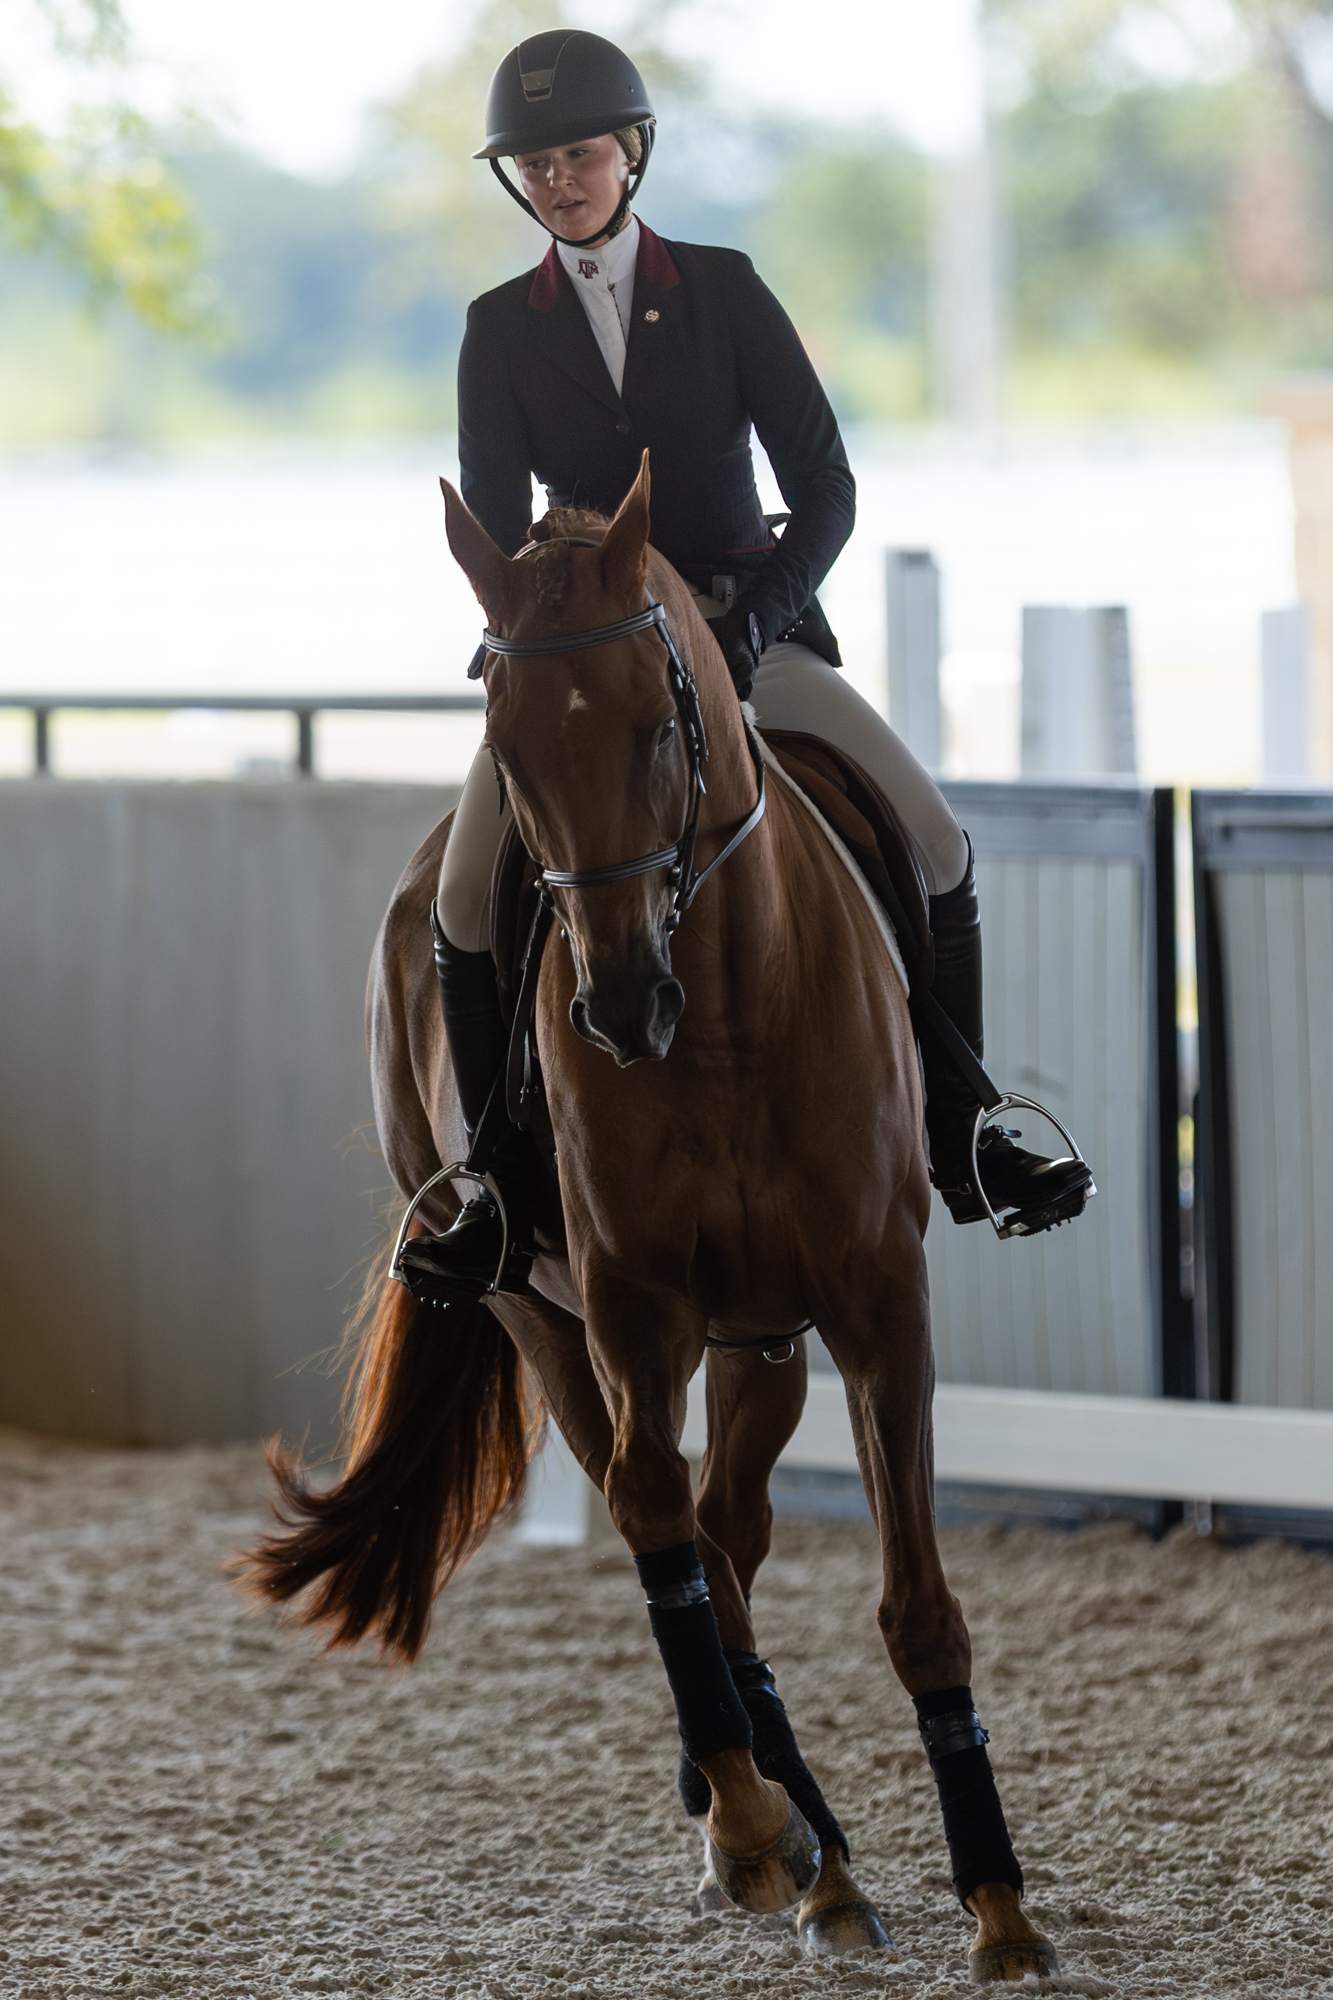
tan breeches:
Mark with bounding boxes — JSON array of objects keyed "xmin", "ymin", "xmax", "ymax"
[{"xmin": 437, "ymin": 629, "xmax": 967, "ymax": 952}]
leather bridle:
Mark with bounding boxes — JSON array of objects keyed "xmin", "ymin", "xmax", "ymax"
[{"xmin": 479, "ymin": 576, "xmax": 766, "ymax": 932}]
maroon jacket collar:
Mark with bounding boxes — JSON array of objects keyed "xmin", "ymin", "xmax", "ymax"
[{"xmin": 527, "ymin": 221, "xmax": 680, "ymax": 312}]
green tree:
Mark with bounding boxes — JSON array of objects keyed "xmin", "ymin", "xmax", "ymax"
[
  {"xmin": 990, "ymin": 0, "xmax": 1333, "ymax": 404},
  {"xmin": 0, "ymin": 0, "xmax": 208, "ymax": 332}
]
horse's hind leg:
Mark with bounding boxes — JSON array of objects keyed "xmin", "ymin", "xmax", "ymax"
[
  {"xmin": 820, "ymin": 1255, "xmax": 1058, "ymax": 1984},
  {"xmin": 686, "ymin": 1342, "xmax": 891, "ymax": 1954}
]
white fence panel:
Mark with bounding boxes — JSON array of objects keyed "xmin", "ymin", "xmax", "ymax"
[
  {"xmin": 901, "ymin": 783, "xmax": 1176, "ymax": 1398},
  {"xmin": 0, "ymin": 780, "xmax": 456, "ymax": 1447},
  {"xmin": 1195, "ymin": 794, "xmax": 1333, "ymax": 1411}
]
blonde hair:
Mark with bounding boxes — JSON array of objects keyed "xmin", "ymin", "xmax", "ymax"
[{"xmin": 615, "ymin": 125, "xmax": 644, "ymax": 168}]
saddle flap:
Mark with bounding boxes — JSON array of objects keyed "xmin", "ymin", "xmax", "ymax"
[{"xmin": 759, "ymin": 729, "xmax": 935, "ymax": 986}]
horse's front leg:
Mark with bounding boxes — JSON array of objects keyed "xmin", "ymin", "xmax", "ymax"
[
  {"xmin": 820, "ymin": 1240, "xmax": 1058, "ymax": 1984},
  {"xmin": 687, "ymin": 1341, "xmax": 892, "ymax": 1955},
  {"xmin": 583, "ymin": 1268, "xmax": 821, "ymax": 1916}
]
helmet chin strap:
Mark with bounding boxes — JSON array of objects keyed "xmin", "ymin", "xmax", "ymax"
[{"xmin": 488, "ymin": 123, "xmax": 654, "ymax": 251}]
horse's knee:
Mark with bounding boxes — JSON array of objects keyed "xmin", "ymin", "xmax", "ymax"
[
  {"xmin": 876, "ymin": 1583, "xmax": 971, "ymax": 1695},
  {"xmin": 696, "ymin": 1486, "xmax": 773, "ymax": 1594},
  {"xmin": 604, "ymin": 1436, "xmax": 694, "ymax": 1554}
]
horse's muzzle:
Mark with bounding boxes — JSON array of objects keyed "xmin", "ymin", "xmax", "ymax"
[{"xmin": 570, "ymin": 960, "xmax": 684, "ymax": 1065}]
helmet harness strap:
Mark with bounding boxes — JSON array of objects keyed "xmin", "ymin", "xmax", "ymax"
[{"xmin": 488, "ymin": 123, "xmax": 655, "ymax": 251}]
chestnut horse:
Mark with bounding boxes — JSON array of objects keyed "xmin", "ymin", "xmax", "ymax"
[{"xmin": 248, "ymin": 456, "xmax": 1055, "ymax": 1979}]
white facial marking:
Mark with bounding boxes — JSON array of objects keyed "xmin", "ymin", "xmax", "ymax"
[{"xmin": 567, "ymin": 689, "xmax": 589, "ymax": 714}]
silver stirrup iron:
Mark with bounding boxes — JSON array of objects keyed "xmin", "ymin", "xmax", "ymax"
[
  {"xmin": 970, "ymin": 1094, "xmax": 1096, "ymax": 1241},
  {"xmin": 390, "ymin": 1161, "xmax": 512, "ymax": 1297}
]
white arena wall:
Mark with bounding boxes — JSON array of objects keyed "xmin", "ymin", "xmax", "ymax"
[
  {"xmin": 3, "ymin": 777, "xmax": 1328, "ymax": 1539},
  {"xmin": 0, "ymin": 780, "xmax": 455, "ymax": 1450}
]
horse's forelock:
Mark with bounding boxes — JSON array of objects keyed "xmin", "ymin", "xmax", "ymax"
[
  {"xmin": 530, "ymin": 507, "xmax": 609, "ymax": 545},
  {"xmin": 530, "ymin": 542, "xmax": 572, "ymax": 609},
  {"xmin": 520, "ymin": 507, "xmax": 708, "ymax": 682}
]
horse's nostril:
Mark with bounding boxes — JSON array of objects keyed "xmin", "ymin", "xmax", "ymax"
[
  {"xmin": 648, "ymin": 979, "xmax": 685, "ymax": 1045},
  {"xmin": 570, "ymin": 995, "xmax": 593, "ymax": 1043}
]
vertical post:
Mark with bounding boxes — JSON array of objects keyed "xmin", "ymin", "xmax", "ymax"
[
  {"xmin": 1191, "ymin": 797, "xmax": 1234, "ymax": 1405},
  {"xmin": 296, "ymin": 708, "xmax": 315, "ymax": 779},
  {"xmin": 33, "ymin": 707, "xmax": 51, "ymax": 777},
  {"xmin": 929, "ymin": 147, "xmax": 1000, "ymax": 425},
  {"xmin": 885, "ymin": 550, "xmax": 942, "ymax": 768},
  {"xmin": 927, "ymin": 0, "xmax": 1000, "ymax": 426},
  {"xmin": 1153, "ymin": 789, "xmax": 1191, "ymax": 1402},
  {"xmin": 1261, "ymin": 377, "xmax": 1333, "ymax": 776},
  {"xmin": 1261, "ymin": 605, "xmax": 1309, "ymax": 778},
  {"xmin": 1021, "ymin": 607, "xmax": 1136, "ymax": 776},
  {"xmin": 1098, "ymin": 607, "xmax": 1137, "ymax": 775}
]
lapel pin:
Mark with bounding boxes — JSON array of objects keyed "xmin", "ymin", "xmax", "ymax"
[{"xmin": 644, "ymin": 308, "xmax": 660, "ymax": 322}]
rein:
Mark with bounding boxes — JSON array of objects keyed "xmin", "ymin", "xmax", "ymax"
[{"xmin": 480, "ymin": 566, "xmax": 766, "ymax": 932}]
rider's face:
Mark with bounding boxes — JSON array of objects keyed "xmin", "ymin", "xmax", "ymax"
[{"xmin": 516, "ymin": 133, "xmax": 629, "ymax": 245}]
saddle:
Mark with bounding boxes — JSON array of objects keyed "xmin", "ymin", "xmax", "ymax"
[{"xmin": 485, "ymin": 729, "xmax": 947, "ymax": 1178}]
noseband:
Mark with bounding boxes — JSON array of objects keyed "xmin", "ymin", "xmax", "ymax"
[{"xmin": 480, "ymin": 583, "xmax": 766, "ymax": 931}]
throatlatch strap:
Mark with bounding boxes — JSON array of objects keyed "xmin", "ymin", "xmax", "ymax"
[
  {"xmin": 635, "ymin": 1544, "xmax": 752, "ymax": 1767},
  {"xmin": 914, "ymin": 1685, "xmax": 1023, "ymax": 1907}
]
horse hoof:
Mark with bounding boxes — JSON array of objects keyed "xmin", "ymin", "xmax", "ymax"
[
  {"xmin": 690, "ymin": 1869, "xmax": 731, "ymax": 1916},
  {"xmin": 797, "ymin": 1898, "xmax": 894, "ymax": 1957},
  {"xmin": 968, "ymin": 1939, "xmax": 1060, "ymax": 1984},
  {"xmin": 707, "ymin": 1801, "xmax": 820, "ymax": 1915}
]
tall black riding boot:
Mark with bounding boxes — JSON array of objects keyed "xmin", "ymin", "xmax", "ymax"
[
  {"xmin": 924, "ymin": 841, "xmax": 1092, "ymax": 1235},
  {"xmin": 395, "ymin": 904, "xmax": 539, "ymax": 1306}
]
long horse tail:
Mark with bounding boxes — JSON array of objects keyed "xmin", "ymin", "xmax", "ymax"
[{"xmin": 241, "ymin": 1244, "xmax": 531, "ymax": 1662}]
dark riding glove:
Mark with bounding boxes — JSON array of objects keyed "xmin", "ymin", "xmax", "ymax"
[{"xmin": 707, "ymin": 608, "xmax": 765, "ymax": 704}]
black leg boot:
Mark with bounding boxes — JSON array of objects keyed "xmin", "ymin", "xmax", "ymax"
[
  {"xmin": 924, "ymin": 840, "xmax": 1092, "ymax": 1233},
  {"xmin": 395, "ymin": 904, "xmax": 539, "ymax": 1305}
]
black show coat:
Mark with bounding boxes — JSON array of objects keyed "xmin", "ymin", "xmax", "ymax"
[{"xmin": 457, "ymin": 223, "xmax": 855, "ymax": 651}]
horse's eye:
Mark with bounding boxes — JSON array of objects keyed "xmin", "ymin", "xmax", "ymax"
[{"xmin": 657, "ymin": 719, "xmax": 676, "ymax": 752}]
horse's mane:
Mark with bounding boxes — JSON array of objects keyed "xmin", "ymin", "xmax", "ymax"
[{"xmin": 525, "ymin": 505, "xmax": 687, "ymax": 623}]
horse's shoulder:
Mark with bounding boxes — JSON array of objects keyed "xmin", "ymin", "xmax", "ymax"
[
  {"xmin": 366, "ymin": 811, "xmax": 456, "ymax": 1204},
  {"xmin": 369, "ymin": 811, "xmax": 452, "ymax": 1031},
  {"xmin": 380, "ymin": 812, "xmax": 451, "ymax": 941}
]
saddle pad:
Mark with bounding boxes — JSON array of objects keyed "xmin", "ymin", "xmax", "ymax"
[{"xmin": 759, "ymin": 730, "xmax": 934, "ymax": 990}]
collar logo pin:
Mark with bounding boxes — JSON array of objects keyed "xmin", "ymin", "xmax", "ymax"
[{"xmin": 644, "ymin": 308, "xmax": 660, "ymax": 322}]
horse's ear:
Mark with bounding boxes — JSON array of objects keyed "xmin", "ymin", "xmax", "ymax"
[
  {"xmin": 599, "ymin": 450, "xmax": 651, "ymax": 599},
  {"xmin": 439, "ymin": 478, "xmax": 514, "ymax": 624}
]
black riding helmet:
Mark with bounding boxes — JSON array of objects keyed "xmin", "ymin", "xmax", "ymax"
[{"xmin": 475, "ymin": 29, "xmax": 656, "ymax": 249}]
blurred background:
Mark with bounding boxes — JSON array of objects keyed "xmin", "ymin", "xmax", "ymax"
[
  {"xmin": 4, "ymin": 0, "xmax": 1332, "ymax": 784},
  {"xmin": 4, "ymin": 0, "xmax": 1333, "ymax": 1528}
]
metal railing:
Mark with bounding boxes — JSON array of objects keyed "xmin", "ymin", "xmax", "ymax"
[{"xmin": 1, "ymin": 694, "xmax": 488, "ymax": 779}]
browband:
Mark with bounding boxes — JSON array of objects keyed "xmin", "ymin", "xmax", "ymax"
[{"xmin": 481, "ymin": 603, "xmax": 666, "ymax": 658}]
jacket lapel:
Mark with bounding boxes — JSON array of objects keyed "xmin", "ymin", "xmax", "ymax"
[
  {"xmin": 622, "ymin": 224, "xmax": 681, "ymax": 409},
  {"xmin": 526, "ymin": 244, "xmax": 623, "ymax": 418}
]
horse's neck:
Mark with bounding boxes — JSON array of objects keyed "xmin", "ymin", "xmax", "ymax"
[{"xmin": 653, "ymin": 569, "xmax": 830, "ymax": 1030}]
